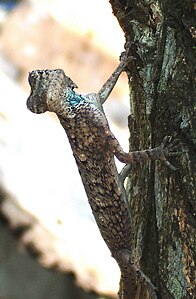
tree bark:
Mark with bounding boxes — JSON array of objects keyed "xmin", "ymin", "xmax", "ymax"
[{"xmin": 109, "ymin": 1, "xmax": 195, "ymax": 298}]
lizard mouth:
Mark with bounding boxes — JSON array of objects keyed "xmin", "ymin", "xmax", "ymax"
[{"xmin": 26, "ymin": 95, "xmax": 48, "ymax": 114}]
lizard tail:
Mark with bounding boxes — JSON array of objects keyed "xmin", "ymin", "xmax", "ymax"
[
  {"xmin": 114, "ymin": 249, "xmax": 158, "ymax": 299},
  {"xmin": 119, "ymin": 265, "xmax": 158, "ymax": 299},
  {"xmin": 118, "ymin": 264, "xmax": 137, "ymax": 299}
]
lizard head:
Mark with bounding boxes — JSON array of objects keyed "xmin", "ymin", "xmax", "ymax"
[{"xmin": 27, "ymin": 69, "xmax": 78, "ymax": 115}]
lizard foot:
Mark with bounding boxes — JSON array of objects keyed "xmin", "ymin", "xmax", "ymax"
[
  {"xmin": 119, "ymin": 42, "xmax": 136, "ymax": 69},
  {"xmin": 158, "ymin": 135, "xmax": 183, "ymax": 170}
]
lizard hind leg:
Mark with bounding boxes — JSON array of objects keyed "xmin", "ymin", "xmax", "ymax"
[
  {"xmin": 107, "ymin": 132, "xmax": 179, "ymax": 170},
  {"xmin": 119, "ymin": 164, "xmax": 132, "ymax": 183}
]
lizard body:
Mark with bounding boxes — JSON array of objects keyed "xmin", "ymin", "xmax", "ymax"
[{"xmin": 27, "ymin": 50, "xmax": 177, "ymax": 298}]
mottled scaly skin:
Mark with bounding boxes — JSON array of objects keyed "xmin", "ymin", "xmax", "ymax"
[{"xmin": 26, "ymin": 51, "xmax": 178, "ymax": 299}]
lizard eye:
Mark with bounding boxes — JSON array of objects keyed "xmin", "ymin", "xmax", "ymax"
[{"xmin": 28, "ymin": 71, "xmax": 38, "ymax": 87}]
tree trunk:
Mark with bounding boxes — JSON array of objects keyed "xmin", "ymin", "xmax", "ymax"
[{"xmin": 109, "ymin": 1, "xmax": 195, "ymax": 298}]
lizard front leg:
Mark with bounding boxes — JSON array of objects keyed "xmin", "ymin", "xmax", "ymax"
[{"xmin": 98, "ymin": 43, "xmax": 133, "ymax": 104}]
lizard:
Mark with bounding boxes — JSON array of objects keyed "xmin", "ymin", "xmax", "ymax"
[{"xmin": 26, "ymin": 46, "xmax": 179, "ymax": 299}]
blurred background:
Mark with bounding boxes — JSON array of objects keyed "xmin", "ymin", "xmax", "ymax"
[{"xmin": 0, "ymin": 0, "xmax": 130, "ymax": 298}]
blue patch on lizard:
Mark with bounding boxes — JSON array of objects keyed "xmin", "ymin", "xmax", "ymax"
[{"xmin": 66, "ymin": 88, "xmax": 85, "ymax": 108}]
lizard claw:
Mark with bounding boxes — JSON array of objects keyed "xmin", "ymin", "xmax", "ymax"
[
  {"xmin": 159, "ymin": 135, "xmax": 183, "ymax": 170},
  {"xmin": 162, "ymin": 135, "xmax": 182, "ymax": 155},
  {"xmin": 119, "ymin": 42, "xmax": 136, "ymax": 69}
]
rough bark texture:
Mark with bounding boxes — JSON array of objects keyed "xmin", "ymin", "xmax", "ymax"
[{"xmin": 109, "ymin": 1, "xmax": 195, "ymax": 298}]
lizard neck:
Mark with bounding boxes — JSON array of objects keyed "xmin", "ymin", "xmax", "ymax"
[
  {"xmin": 65, "ymin": 88, "xmax": 84, "ymax": 107},
  {"xmin": 59, "ymin": 88, "xmax": 86, "ymax": 118}
]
